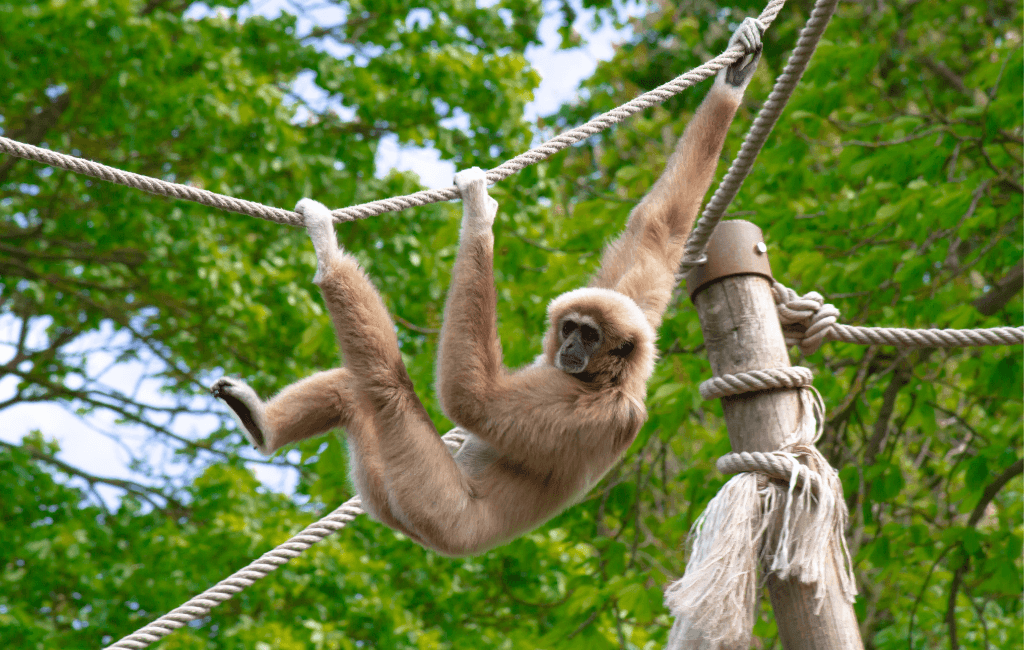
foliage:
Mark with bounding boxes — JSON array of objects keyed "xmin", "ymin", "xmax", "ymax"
[{"xmin": 1, "ymin": 0, "xmax": 1020, "ymax": 649}]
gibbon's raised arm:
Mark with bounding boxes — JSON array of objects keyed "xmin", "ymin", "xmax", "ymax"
[
  {"xmin": 591, "ymin": 17, "xmax": 765, "ymax": 329},
  {"xmin": 435, "ymin": 170, "xmax": 576, "ymax": 461}
]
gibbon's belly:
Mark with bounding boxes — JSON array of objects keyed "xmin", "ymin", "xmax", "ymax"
[{"xmin": 454, "ymin": 435, "xmax": 604, "ymax": 527}]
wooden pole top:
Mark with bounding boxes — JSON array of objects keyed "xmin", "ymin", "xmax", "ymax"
[{"xmin": 685, "ymin": 220, "xmax": 773, "ymax": 300}]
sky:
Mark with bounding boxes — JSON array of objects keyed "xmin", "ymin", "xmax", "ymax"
[{"xmin": 0, "ymin": 0, "xmax": 642, "ymax": 505}]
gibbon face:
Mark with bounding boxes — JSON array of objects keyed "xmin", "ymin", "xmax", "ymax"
[{"xmin": 545, "ymin": 288, "xmax": 657, "ymax": 388}]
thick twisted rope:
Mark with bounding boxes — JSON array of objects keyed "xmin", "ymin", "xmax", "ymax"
[
  {"xmin": 0, "ymin": 137, "xmax": 304, "ymax": 227},
  {"xmin": 0, "ymin": 1, "xmax": 787, "ymax": 228},
  {"xmin": 699, "ymin": 366, "xmax": 813, "ymax": 399},
  {"xmin": 717, "ymin": 450, "xmax": 822, "ymax": 492},
  {"xmin": 680, "ymin": 0, "xmax": 840, "ymax": 269},
  {"xmin": 829, "ymin": 324, "xmax": 1024, "ymax": 348},
  {"xmin": 103, "ymin": 431, "xmax": 465, "ymax": 650},
  {"xmin": 772, "ymin": 281, "xmax": 1024, "ymax": 353}
]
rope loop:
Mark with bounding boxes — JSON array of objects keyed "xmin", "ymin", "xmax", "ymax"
[
  {"xmin": 717, "ymin": 450, "xmax": 823, "ymax": 493},
  {"xmin": 773, "ymin": 281, "xmax": 840, "ymax": 355},
  {"xmin": 773, "ymin": 281, "xmax": 1024, "ymax": 350},
  {"xmin": 698, "ymin": 366, "xmax": 813, "ymax": 400}
]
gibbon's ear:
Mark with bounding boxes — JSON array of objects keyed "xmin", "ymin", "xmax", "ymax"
[{"xmin": 610, "ymin": 340, "xmax": 635, "ymax": 358}]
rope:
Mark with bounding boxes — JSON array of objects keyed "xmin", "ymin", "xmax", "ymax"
[
  {"xmin": 0, "ymin": 1, "xmax": 787, "ymax": 228},
  {"xmin": 0, "ymin": 137, "xmax": 304, "ymax": 227},
  {"xmin": 717, "ymin": 450, "xmax": 822, "ymax": 492},
  {"xmin": 699, "ymin": 366, "xmax": 812, "ymax": 399},
  {"xmin": 680, "ymin": 0, "xmax": 840, "ymax": 269},
  {"xmin": 828, "ymin": 324, "xmax": 1024, "ymax": 348},
  {"xmin": 772, "ymin": 281, "xmax": 1024, "ymax": 353},
  {"xmin": 103, "ymin": 430, "xmax": 465, "ymax": 650}
]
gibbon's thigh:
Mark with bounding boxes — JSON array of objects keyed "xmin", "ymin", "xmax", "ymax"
[
  {"xmin": 365, "ymin": 386, "xmax": 496, "ymax": 553},
  {"xmin": 261, "ymin": 368, "xmax": 355, "ymax": 450},
  {"xmin": 341, "ymin": 406, "xmax": 431, "ymax": 545}
]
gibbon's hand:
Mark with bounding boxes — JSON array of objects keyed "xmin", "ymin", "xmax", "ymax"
[
  {"xmin": 295, "ymin": 198, "xmax": 340, "ymax": 285},
  {"xmin": 454, "ymin": 167, "xmax": 498, "ymax": 237},
  {"xmin": 721, "ymin": 17, "xmax": 765, "ymax": 90}
]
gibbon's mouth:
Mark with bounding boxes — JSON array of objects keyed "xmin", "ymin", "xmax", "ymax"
[{"xmin": 557, "ymin": 353, "xmax": 588, "ymax": 374}]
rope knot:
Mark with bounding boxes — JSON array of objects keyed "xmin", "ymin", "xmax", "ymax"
[{"xmin": 772, "ymin": 281, "xmax": 840, "ymax": 355}]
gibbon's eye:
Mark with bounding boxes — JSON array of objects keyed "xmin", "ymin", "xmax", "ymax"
[
  {"xmin": 580, "ymin": 324, "xmax": 600, "ymax": 345},
  {"xmin": 610, "ymin": 340, "xmax": 635, "ymax": 358},
  {"xmin": 562, "ymin": 320, "xmax": 577, "ymax": 338}
]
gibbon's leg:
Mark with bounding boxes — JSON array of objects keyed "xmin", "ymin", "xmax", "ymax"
[
  {"xmin": 589, "ymin": 16, "xmax": 764, "ymax": 328},
  {"xmin": 296, "ymin": 199, "xmax": 485, "ymax": 554},
  {"xmin": 211, "ymin": 369, "xmax": 354, "ymax": 455}
]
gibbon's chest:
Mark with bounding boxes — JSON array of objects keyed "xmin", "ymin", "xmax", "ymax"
[{"xmin": 452, "ymin": 431, "xmax": 499, "ymax": 478}]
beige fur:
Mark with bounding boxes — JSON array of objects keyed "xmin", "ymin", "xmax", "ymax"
[{"xmin": 211, "ymin": 19, "xmax": 762, "ymax": 556}]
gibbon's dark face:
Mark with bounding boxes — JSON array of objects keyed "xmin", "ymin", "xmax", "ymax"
[
  {"xmin": 556, "ymin": 316, "xmax": 603, "ymax": 374},
  {"xmin": 545, "ymin": 287, "xmax": 652, "ymax": 387}
]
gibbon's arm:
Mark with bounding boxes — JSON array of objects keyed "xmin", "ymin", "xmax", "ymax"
[
  {"xmin": 590, "ymin": 17, "xmax": 764, "ymax": 329},
  {"xmin": 435, "ymin": 168, "xmax": 510, "ymax": 438},
  {"xmin": 436, "ymin": 167, "xmax": 503, "ymax": 409},
  {"xmin": 436, "ymin": 170, "xmax": 626, "ymax": 465},
  {"xmin": 297, "ymin": 198, "xmax": 441, "ymax": 450}
]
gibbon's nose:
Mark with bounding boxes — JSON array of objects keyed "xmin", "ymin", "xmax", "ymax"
[{"xmin": 559, "ymin": 340, "xmax": 589, "ymax": 373}]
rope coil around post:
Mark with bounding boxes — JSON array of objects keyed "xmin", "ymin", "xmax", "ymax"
[
  {"xmin": 699, "ymin": 365, "xmax": 813, "ymax": 399},
  {"xmin": 665, "ymin": 365, "xmax": 857, "ymax": 646},
  {"xmin": 103, "ymin": 430, "xmax": 466, "ymax": 650},
  {"xmin": 717, "ymin": 450, "xmax": 823, "ymax": 493}
]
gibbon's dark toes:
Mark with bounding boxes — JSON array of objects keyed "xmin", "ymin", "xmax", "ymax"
[{"xmin": 211, "ymin": 380, "xmax": 267, "ymax": 448}]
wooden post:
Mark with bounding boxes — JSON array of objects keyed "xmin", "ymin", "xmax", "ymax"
[{"xmin": 687, "ymin": 221, "xmax": 863, "ymax": 649}]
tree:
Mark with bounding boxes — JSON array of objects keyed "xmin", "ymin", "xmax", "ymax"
[{"xmin": 2, "ymin": 0, "xmax": 1020, "ymax": 648}]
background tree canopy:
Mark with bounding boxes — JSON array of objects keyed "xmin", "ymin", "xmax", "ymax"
[{"xmin": 1, "ymin": 0, "xmax": 1020, "ymax": 648}]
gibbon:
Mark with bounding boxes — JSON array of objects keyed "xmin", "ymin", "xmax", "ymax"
[{"xmin": 211, "ymin": 18, "xmax": 764, "ymax": 556}]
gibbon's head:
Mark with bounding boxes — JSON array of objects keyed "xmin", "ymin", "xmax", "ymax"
[{"xmin": 544, "ymin": 288, "xmax": 657, "ymax": 388}]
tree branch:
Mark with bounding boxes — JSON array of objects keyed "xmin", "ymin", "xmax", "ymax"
[
  {"xmin": 0, "ymin": 438, "xmax": 183, "ymax": 510},
  {"xmin": 968, "ymin": 458, "xmax": 1023, "ymax": 527},
  {"xmin": 972, "ymin": 260, "xmax": 1023, "ymax": 316},
  {"xmin": 394, "ymin": 314, "xmax": 440, "ymax": 335},
  {"xmin": 945, "ymin": 458, "xmax": 1023, "ymax": 650}
]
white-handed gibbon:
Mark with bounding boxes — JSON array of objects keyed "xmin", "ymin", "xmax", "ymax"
[{"xmin": 211, "ymin": 18, "xmax": 764, "ymax": 556}]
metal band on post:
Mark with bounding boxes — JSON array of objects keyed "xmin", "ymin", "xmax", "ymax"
[{"xmin": 686, "ymin": 220, "xmax": 773, "ymax": 300}]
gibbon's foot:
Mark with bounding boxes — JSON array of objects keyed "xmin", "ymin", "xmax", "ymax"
[
  {"xmin": 454, "ymin": 167, "xmax": 498, "ymax": 236},
  {"xmin": 723, "ymin": 17, "xmax": 765, "ymax": 88},
  {"xmin": 295, "ymin": 198, "xmax": 339, "ymax": 284},
  {"xmin": 211, "ymin": 377, "xmax": 272, "ymax": 455}
]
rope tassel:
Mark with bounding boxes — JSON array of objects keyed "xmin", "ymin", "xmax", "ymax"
[
  {"xmin": 665, "ymin": 391, "xmax": 857, "ymax": 648},
  {"xmin": 664, "ymin": 473, "xmax": 763, "ymax": 649}
]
